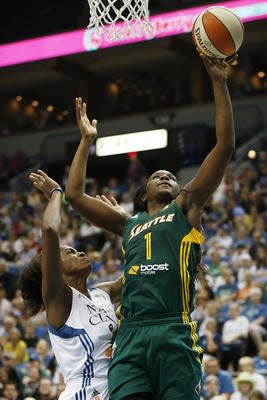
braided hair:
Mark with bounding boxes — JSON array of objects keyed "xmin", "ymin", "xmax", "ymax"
[
  {"xmin": 133, "ymin": 184, "xmax": 147, "ymax": 214},
  {"xmin": 18, "ymin": 254, "xmax": 43, "ymax": 316}
]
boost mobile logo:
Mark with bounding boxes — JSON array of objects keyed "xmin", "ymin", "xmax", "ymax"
[
  {"xmin": 141, "ymin": 263, "xmax": 169, "ymax": 274},
  {"xmin": 128, "ymin": 263, "xmax": 169, "ymax": 275},
  {"xmin": 128, "ymin": 265, "xmax": 140, "ymax": 275}
]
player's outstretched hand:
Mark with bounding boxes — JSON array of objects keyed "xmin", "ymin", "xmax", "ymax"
[
  {"xmin": 197, "ymin": 47, "xmax": 238, "ymax": 83},
  {"xmin": 75, "ymin": 97, "xmax": 97, "ymax": 143},
  {"xmin": 29, "ymin": 170, "xmax": 61, "ymax": 201}
]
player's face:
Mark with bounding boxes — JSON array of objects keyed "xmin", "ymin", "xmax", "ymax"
[
  {"xmin": 146, "ymin": 170, "xmax": 180, "ymax": 202},
  {"xmin": 60, "ymin": 246, "xmax": 91, "ymax": 276}
]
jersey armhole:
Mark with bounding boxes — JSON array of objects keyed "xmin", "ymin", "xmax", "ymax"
[{"xmin": 173, "ymin": 201, "xmax": 205, "ymax": 242}]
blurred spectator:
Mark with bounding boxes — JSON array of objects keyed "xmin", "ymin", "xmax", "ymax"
[
  {"xmin": 221, "ymin": 303, "xmax": 249, "ymax": 371},
  {"xmin": 206, "ymin": 251, "xmax": 223, "ymax": 279},
  {"xmin": 248, "ymin": 390, "xmax": 266, "ymax": 400},
  {"xmin": 96, "ymin": 259, "xmax": 122, "ymax": 283},
  {"xmin": 127, "ymin": 154, "xmax": 147, "ymax": 185},
  {"xmin": 4, "ymin": 328, "xmax": 29, "ymax": 367},
  {"xmin": 200, "ymin": 317, "xmax": 221, "ymax": 358},
  {"xmin": 0, "ymin": 285, "xmax": 12, "ymax": 318},
  {"xmin": 1, "ymin": 352, "xmax": 23, "ymax": 395},
  {"xmin": 241, "ymin": 288, "xmax": 267, "ymax": 352},
  {"xmin": 199, "ymin": 301, "xmax": 219, "ymax": 337},
  {"xmin": 232, "ymin": 224, "xmax": 252, "ymax": 250},
  {"xmin": 237, "ymin": 254, "xmax": 257, "ymax": 288},
  {"xmin": 30, "ymin": 339, "xmax": 53, "ymax": 369},
  {"xmin": 201, "ymin": 374, "xmax": 222, "ymax": 399},
  {"xmin": 27, "ymin": 187, "xmax": 43, "ymax": 209},
  {"xmin": 0, "ymin": 316, "xmax": 17, "ymax": 339},
  {"xmin": 201, "ymin": 356, "xmax": 234, "ymax": 399},
  {"xmin": 237, "ymin": 272, "xmax": 255, "ymax": 303},
  {"xmin": 22, "ymin": 366, "xmax": 41, "ymax": 398},
  {"xmin": 253, "ymin": 342, "xmax": 267, "ymax": 376},
  {"xmin": 23, "ymin": 321, "xmax": 38, "ymax": 349},
  {"xmin": 238, "ymin": 357, "xmax": 266, "ymax": 395},
  {"xmin": 2, "ymin": 381, "xmax": 20, "ymax": 400},
  {"xmin": 58, "ymin": 223, "xmax": 74, "ymax": 247},
  {"xmin": 191, "ymin": 288, "xmax": 210, "ymax": 324},
  {"xmin": 215, "ymin": 269, "xmax": 238, "ymax": 304},
  {"xmin": 231, "ymin": 371, "xmax": 255, "ymax": 400},
  {"xmin": 206, "ymin": 224, "xmax": 233, "ymax": 258},
  {"xmin": 119, "ymin": 192, "xmax": 133, "ymax": 214},
  {"xmin": 35, "ymin": 378, "xmax": 56, "ymax": 400}
]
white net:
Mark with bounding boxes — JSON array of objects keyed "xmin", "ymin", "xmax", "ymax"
[{"xmin": 87, "ymin": 0, "xmax": 153, "ymax": 40}]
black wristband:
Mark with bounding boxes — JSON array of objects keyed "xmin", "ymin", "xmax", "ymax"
[{"xmin": 49, "ymin": 187, "xmax": 63, "ymax": 198}]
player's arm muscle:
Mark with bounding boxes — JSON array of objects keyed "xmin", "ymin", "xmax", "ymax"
[
  {"xmin": 94, "ymin": 275, "xmax": 123, "ymax": 304},
  {"xmin": 178, "ymin": 56, "xmax": 235, "ymax": 211},
  {"xmin": 41, "ymin": 193, "xmax": 72, "ymax": 329}
]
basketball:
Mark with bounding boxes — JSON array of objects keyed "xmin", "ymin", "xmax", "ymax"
[{"xmin": 192, "ymin": 6, "xmax": 244, "ymax": 59}]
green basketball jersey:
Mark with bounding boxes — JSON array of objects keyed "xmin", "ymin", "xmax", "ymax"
[{"xmin": 119, "ymin": 201, "xmax": 204, "ymax": 322}]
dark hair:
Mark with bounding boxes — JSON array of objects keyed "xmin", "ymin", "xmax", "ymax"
[
  {"xmin": 249, "ymin": 390, "xmax": 265, "ymax": 400},
  {"xmin": 18, "ymin": 254, "xmax": 43, "ymax": 316},
  {"xmin": 133, "ymin": 184, "xmax": 147, "ymax": 214}
]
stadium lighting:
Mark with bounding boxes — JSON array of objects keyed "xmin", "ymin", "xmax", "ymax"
[
  {"xmin": 96, "ymin": 129, "xmax": 168, "ymax": 157},
  {"xmin": 248, "ymin": 149, "xmax": 257, "ymax": 159}
]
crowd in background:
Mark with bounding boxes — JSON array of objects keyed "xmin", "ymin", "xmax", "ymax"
[{"xmin": 0, "ymin": 150, "xmax": 266, "ymax": 400}]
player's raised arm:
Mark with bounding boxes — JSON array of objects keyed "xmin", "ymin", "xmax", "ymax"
[
  {"xmin": 65, "ymin": 97, "xmax": 128, "ymax": 236},
  {"xmin": 181, "ymin": 53, "xmax": 235, "ymax": 208},
  {"xmin": 29, "ymin": 170, "xmax": 72, "ymax": 328}
]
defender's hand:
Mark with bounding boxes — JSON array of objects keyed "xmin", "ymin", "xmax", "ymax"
[
  {"xmin": 29, "ymin": 170, "xmax": 61, "ymax": 201},
  {"xmin": 75, "ymin": 97, "xmax": 97, "ymax": 143}
]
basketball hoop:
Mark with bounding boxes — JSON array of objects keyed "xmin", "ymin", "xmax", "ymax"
[{"xmin": 87, "ymin": 0, "xmax": 154, "ymax": 41}]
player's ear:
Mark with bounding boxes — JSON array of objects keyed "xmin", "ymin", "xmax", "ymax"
[{"xmin": 141, "ymin": 194, "xmax": 147, "ymax": 203}]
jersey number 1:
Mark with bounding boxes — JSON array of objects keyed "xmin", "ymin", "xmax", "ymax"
[{"xmin": 144, "ymin": 232, "xmax": 152, "ymax": 260}]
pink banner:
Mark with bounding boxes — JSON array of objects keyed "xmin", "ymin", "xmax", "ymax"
[{"xmin": 0, "ymin": 0, "xmax": 266, "ymax": 68}]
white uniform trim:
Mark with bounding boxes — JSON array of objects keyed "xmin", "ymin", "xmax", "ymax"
[{"xmin": 48, "ymin": 287, "xmax": 117, "ymax": 400}]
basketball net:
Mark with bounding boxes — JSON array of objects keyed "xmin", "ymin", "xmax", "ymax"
[{"xmin": 87, "ymin": 0, "xmax": 154, "ymax": 41}]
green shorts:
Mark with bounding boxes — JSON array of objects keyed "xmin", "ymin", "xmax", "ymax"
[{"xmin": 108, "ymin": 315, "xmax": 203, "ymax": 400}]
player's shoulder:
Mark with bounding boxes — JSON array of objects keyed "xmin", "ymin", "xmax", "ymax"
[{"xmin": 90, "ymin": 287, "xmax": 112, "ymax": 305}]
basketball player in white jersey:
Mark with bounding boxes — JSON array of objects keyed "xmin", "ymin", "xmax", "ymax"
[{"xmin": 19, "ymin": 170, "xmax": 122, "ymax": 400}]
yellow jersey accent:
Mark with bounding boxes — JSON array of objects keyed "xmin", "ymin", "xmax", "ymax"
[
  {"xmin": 189, "ymin": 321, "xmax": 203, "ymax": 363},
  {"xmin": 116, "ymin": 304, "xmax": 124, "ymax": 328},
  {"xmin": 179, "ymin": 227, "xmax": 204, "ymax": 323}
]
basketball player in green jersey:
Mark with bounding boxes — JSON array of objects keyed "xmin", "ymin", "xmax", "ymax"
[{"xmin": 65, "ymin": 52, "xmax": 236, "ymax": 400}]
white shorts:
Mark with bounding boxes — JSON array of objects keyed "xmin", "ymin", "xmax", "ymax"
[{"xmin": 59, "ymin": 377, "xmax": 109, "ymax": 400}]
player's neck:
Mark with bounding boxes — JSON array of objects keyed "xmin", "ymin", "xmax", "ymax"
[
  {"xmin": 146, "ymin": 200, "xmax": 170, "ymax": 216},
  {"xmin": 67, "ymin": 277, "xmax": 91, "ymax": 299}
]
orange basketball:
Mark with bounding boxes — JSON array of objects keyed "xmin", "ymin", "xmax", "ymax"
[{"xmin": 192, "ymin": 6, "xmax": 244, "ymax": 59}]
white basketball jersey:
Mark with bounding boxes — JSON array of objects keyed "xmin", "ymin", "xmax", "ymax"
[{"xmin": 48, "ymin": 287, "xmax": 117, "ymax": 400}]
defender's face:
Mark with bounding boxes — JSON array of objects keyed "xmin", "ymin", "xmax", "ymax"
[
  {"xmin": 60, "ymin": 246, "xmax": 91, "ymax": 276},
  {"xmin": 146, "ymin": 170, "xmax": 180, "ymax": 201}
]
